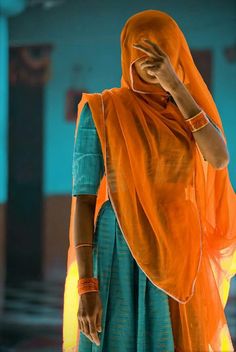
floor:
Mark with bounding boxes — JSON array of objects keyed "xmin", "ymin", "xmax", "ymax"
[
  {"xmin": 0, "ymin": 277, "xmax": 235, "ymax": 351},
  {"xmin": 0, "ymin": 280, "xmax": 63, "ymax": 352}
]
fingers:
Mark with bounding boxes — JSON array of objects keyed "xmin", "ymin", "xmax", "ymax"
[
  {"xmin": 88, "ymin": 318, "xmax": 100, "ymax": 346},
  {"xmin": 80, "ymin": 319, "xmax": 90, "ymax": 342},
  {"xmin": 140, "ymin": 60, "xmax": 157, "ymax": 69},
  {"xmin": 77, "ymin": 293, "xmax": 103, "ymax": 346},
  {"xmin": 133, "ymin": 38, "xmax": 166, "ymax": 59},
  {"xmin": 78, "ymin": 315, "xmax": 101, "ymax": 346},
  {"xmin": 146, "ymin": 69, "xmax": 156, "ymax": 77},
  {"xmin": 96, "ymin": 307, "xmax": 103, "ymax": 332},
  {"xmin": 133, "ymin": 43, "xmax": 156, "ymax": 58},
  {"xmin": 138, "ymin": 54, "xmax": 162, "ymax": 68},
  {"xmin": 143, "ymin": 38, "xmax": 166, "ymax": 56},
  {"xmin": 139, "ymin": 59, "xmax": 161, "ymax": 77},
  {"xmin": 78, "ymin": 313, "xmax": 92, "ymax": 344}
]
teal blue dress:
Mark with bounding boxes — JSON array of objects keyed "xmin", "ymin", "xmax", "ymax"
[{"xmin": 72, "ymin": 102, "xmax": 175, "ymax": 352}]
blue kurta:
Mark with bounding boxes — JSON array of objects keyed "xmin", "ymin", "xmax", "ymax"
[{"xmin": 72, "ymin": 102, "xmax": 175, "ymax": 352}]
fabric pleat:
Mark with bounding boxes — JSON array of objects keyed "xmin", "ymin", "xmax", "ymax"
[{"xmin": 78, "ymin": 200, "xmax": 175, "ymax": 351}]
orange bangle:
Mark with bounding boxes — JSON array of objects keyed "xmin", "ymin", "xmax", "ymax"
[
  {"xmin": 185, "ymin": 110, "xmax": 210, "ymax": 132},
  {"xmin": 78, "ymin": 277, "xmax": 99, "ymax": 296}
]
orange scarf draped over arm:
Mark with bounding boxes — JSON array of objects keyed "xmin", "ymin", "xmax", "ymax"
[{"xmin": 62, "ymin": 10, "xmax": 236, "ymax": 352}]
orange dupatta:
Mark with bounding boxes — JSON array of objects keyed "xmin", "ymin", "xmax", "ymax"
[{"xmin": 63, "ymin": 10, "xmax": 236, "ymax": 351}]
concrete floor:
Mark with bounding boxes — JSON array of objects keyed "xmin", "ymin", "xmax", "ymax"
[{"xmin": 0, "ymin": 280, "xmax": 63, "ymax": 351}]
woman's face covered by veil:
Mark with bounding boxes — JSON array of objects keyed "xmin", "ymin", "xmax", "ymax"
[{"xmin": 120, "ymin": 10, "xmax": 185, "ymax": 94}]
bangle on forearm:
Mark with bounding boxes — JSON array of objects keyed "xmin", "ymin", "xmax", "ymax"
[
  {"xmin": 74, "ymin": 242, "xmax": 95, "ymax": 249},
  {"xmin": 78, "ymin": 277, "xmax": 99, "ymax": 296},
  {"xmin": 185, "ymin": 109, "xmax": 210, "ymax": 132}
]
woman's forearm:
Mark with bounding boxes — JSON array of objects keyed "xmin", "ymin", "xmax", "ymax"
[
  {"xmin": 169, "ymin": 80, "xmax": 230, "ymax": 169},
  {"xmin": 74, "ymin": 195, "xmax": 97, "ymax": 278}
]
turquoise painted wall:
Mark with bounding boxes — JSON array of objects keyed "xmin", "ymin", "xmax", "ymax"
[
  {"xmin": 8, "ymin": 0, "xmax": 236, "ymax": 196},
  {"xmin": 0, "ymin": 16, "xmax": 8, "ymax": 204}
]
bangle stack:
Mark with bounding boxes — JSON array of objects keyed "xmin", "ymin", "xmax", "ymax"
[
  {"xmin": 75, "ymin": 242, "xmax": 99, "ymax": 296},
  {"xmin": 185, "ymin": 109, "xmax": 210, "ymax": 132},
  {"xmin": 78, "ymin": 277, "xmax": 99, "ymax": 296}
]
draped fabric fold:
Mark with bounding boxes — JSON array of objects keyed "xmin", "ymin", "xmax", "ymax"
[{"xmin": 63, "ymin": 10, "xmax": 236, "ymax": 351}]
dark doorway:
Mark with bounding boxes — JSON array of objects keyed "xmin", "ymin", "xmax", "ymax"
[
  {"xmin": 6, "ymin": 45, "xmax": 51, "ymax": 284},
  {"xmin": 192, "ymin": 49, "xmax": 212, "ymax": 91}
]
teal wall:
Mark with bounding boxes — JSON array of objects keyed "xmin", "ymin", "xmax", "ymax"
[
  {"xmin": 8, "ymin": 0, "xmax": 236, "ymax": 197},
  {"xmin": 0, "ymin": 16, "xmax": 8, "ymax": 203}
]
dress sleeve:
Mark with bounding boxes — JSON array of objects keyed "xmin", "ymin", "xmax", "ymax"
[{"xmin": 72, "ymin": 102, "xmax": 105, "ymax": 196}]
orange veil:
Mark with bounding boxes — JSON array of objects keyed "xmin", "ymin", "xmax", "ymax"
[{"xmin": 62, "ymin": 10, "xmax": 236, "ymax": 351}]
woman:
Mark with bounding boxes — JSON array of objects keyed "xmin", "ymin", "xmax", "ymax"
[{"xmin": 63, "ymin": 10, "xmax": 236, "ymax": 351}]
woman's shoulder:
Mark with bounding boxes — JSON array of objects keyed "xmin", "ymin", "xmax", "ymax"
[{"xmin": 79, "ymin": 102, "xmax": 96, "ymax": 129}]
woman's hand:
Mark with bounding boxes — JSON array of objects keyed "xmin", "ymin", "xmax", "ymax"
[
  {"xmin": 78, "ymin": 291, "xmax": 103, "ymax": 346},
  {"xmin": 133, "ymin": 39, "xmax": 229, "ymax": 169},
  {"xmin": 133, "ymin": 38, "xmax": 180, "ymax": 92}
]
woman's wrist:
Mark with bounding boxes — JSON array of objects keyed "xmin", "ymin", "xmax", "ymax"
[
  {"xmin": 168, "ymin": 81, "xmax": 202, "ymax": 120},
  {"xmin": 79, "ymin": 272, "xmax": 94, "ymax": 279},
  {"xmin": 165, "ymin": 76, "xmax": 182, "ymax": 94},
  {"xmin": 78, "ymin": 277, "xmax": 99, "ymax": 296}
]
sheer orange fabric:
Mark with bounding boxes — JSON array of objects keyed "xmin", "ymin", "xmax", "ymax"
[{"xmin": 62, "ymin": 10, "xmax": 236, "ymax": 351}]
